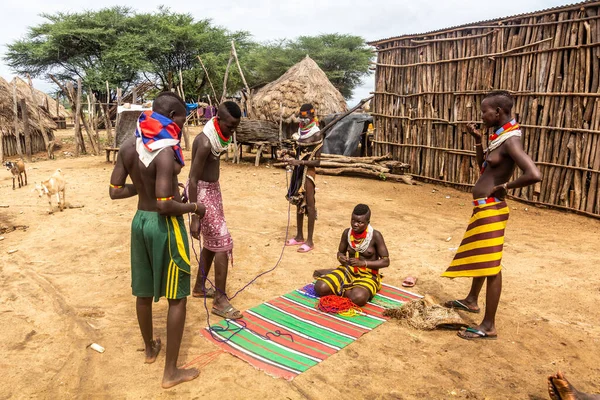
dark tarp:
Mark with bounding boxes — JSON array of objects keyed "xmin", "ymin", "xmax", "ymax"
[{"xmin": 321, "ymin": 113, "xmax": 373, "ymax": 156}]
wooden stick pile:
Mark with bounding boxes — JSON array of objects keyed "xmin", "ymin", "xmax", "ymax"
[
  {"xmin": 274, "ymin": 154, "xmax": 414, "ymax": 185},
  {"xmin": 236, "ymin": 119, "xmax": 280, "ymax": 143},
  {"xmin": 370, "ymin": 2, "xmax": 600, "ymax": 217}
]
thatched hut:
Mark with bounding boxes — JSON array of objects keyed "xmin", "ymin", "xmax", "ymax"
[
  {"xmin": 14, "ymin": 78, "xmax": 70, "ymax": 120},
  {"xmin": 1, "ymin": 76, "xmax": 56, "ymax": 158},
  {"xmin": 250, "ymin": 55, "xmax": 347, "ymax": 132},
  {"xmin": 369, "ymin": 0, "xmax": 600, "ymax": 218}
]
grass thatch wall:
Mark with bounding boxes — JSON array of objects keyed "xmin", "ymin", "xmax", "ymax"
[
  {"xmin": 1, "ymin": 77, "xmax": 56, "ymax": 158},
  {"xmin": 14, "ymin": 78, "xmax": 70, "ymax": 120},
  {"xmin": 369, "ymin": 0, "xmax": 600, "ymax": 218}
]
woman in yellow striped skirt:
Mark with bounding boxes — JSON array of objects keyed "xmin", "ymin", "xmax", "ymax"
[
  {"xmin": 314, "ymin": 204, "xmax": 390, "ymax": 306},
  {"xmin": 443, "ymin": 91, "xmax": 542, "ymax": 340}
]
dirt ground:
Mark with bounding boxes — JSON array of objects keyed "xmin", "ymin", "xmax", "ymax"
[{"xmin": 1, "ymin": 127, "xmax": 599, "ymax": 400}]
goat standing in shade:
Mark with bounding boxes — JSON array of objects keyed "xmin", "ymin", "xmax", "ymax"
[{"xmin": 3, "ymin": 160, "xmax": 27, "ymax": 190}]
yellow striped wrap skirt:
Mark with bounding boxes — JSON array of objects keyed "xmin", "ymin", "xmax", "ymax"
[{"xmin": 442, "ymin": 197, "xmax": 509, "ymax": 278}]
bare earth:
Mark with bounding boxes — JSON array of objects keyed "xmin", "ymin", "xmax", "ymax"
[{"xmin": 1, "ymin": 128, "xmax": 599, "ymax": 399}]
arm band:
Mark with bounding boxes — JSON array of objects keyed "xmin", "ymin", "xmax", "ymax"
[
  {"xmin": 110, "ymin": 184, "xmax": 124, "ymax": 189},
  {"xmin": 156, "ymin": 196, "xmax": 174, "ymax": 201}
]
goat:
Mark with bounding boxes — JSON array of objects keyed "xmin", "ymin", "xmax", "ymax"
[
  {"xmin": 3, "ymin": 160, "xmax": 27, "ymax": 190},
  {"xmin": 34, "ymin": 169, "xmax": 66, "ymax": 213}
]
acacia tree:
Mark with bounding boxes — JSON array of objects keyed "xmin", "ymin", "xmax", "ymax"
[
  {"xmin": 129, "ymin": 8, "xmax": 254, "ymax": 101},
  {"xmin": 4, "ymin": 7, "xmax": 249, "ymax": 100},
  {"xmin": 5, "ymin": 7, "xmax": 144, "ymax": 93},
  {"xmin": 6, "ymin": 8, "xmax": 371, "ymax": 101}
]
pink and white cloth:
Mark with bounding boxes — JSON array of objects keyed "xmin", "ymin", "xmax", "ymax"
[{"xmin": 190, "ymin": 180, "xmax": 233, "ymax": 260}]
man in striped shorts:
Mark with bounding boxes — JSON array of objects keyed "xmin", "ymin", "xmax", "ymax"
[{"xmin": 314, "ymin": 204, "xmax": 390, "ymax": 306}]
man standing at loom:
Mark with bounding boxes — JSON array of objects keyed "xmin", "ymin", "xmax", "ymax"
[
  {"xmin": 109, "ymin": 92, "xmax": 204, "ymax": 388},
  {"xmin": 188, "ymin": 101, "xmax": 243, "ymax": 320},
  {"xmin": 442, "ymin": 90, "xmax": 542, "ymax": 340},
  {"xmin": 313, "ymin": 204, "xmax": 390, "ymax": 306},
  {"xmin": 282, "ymin": 104, "xmax": 323, "ymax": 253}
]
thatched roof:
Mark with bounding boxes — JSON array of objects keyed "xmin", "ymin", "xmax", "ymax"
[
  {"xmin": 250, "ymin": 56, "xmax": 348, "ymax": 124},
  {"xmin": 14, "ymin": 77, "xmax": 70, "ymax": 119},
  {"xmin": 0, "ymin": 76, "xmax": 57, "ymax": 135}
]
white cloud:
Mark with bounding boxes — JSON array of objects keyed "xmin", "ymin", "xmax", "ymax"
[{"xmin": 0, "ymin": 0, "xmax": 569, "ymax": 101}]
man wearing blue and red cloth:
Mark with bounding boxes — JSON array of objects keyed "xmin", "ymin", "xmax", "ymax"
[
  {"xmin": 109, "ymin": 91, "xmax": 204, "ymax": 388},
  {"xmin": 442, "ymin": 90, "xmax": 542, "ymax": 341}
]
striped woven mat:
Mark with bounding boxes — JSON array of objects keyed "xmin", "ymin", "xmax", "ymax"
[{"xmin": 201, "ymin": 283, "xmax": 421, "ymax": 380}]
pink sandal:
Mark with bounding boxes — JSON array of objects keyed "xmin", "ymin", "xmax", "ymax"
[
  {"xmin": 402, "ymin": 276, "xmax": 417, "ymax": 287},
  {"xmin": 297, "ymin": 244, "xmax": 314, "ymax": 253},
  {"xmin": 286, "ymin": 238, "xmax": 304, "ymax": 246}
]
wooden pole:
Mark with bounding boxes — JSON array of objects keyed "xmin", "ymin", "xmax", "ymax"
[
  {"xmin": 19, "ymin": 99, "xmax": 32, "ymax": 161},
  {"xmin": 221, "ymin": 49, "xmax": 234, "ymax": 103},
  {"xmin": 104, "ymin": 81, "xmax": 113, "ymax": 144},
  {"xmin": 55, "ymin": 92, "xmax": 60, "ymax": 122},
  {"xmin": 233, "ymin": 131, "xmax": 239, "ymax": 164},
  {"xmin": 178, "ymin": 70, "xmax": 190, "ymax": 150},
  {"xmin": 197, "ymin": 55, "xmax": 219, "ymax": 105},
  {"xmin": 117, "ymin": 88, "xmax": 122, "ymax": 106},
  {"xmin": 91, "ymin": 93, "xmax": 100, "ymax": 145},
  {"xmin": 73, "ymin": 81, "xmax": 83, "ymax": 156},
  {"xmin": 75, "ymin": 79, "xmax": 98, "ymax": 155},
  {"xmin": 12, "ymin": 79, "xmax": 23, "ymax": 157},
  {"xmin": 231, "ymin": 40, "xmax": 252, "ymax": 115},
  {"xmin": 279, "ymin": 101, "xmax": 283, "ymax": 143},
  {"xmin": 132, "ymin": 87, "xmax": 137, "ymax": 105},
  {"xmin": 179, "ymin": 69, "xmax": 185, "ymax": 100},
  {"xmin": 26, "ymin": 74, "xmax": 50, "ymax": 152}
]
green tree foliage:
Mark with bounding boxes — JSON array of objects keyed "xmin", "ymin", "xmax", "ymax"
[
  {"xmin": 5, "ymin": 7, "xmax": 145, "ymax": 92},
  {"xmin": 5, "ymin": 8, "xmax": 371, "ymax": 101}
]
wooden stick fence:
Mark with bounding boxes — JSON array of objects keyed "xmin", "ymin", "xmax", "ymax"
[{"xmin": 369, "ymin": 1, "xmax": 600, "ymax": 218}]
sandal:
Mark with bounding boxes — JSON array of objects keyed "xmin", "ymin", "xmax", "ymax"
[
  {"xmin": 297, "ymin": 244, "xmax": 314, "ymax": 253},
  {"xmin": 443, "ymin": 299, "xmax": 480, "ymax": 313},
  {"xmin": 457, "ymin": 327, "xmax": 497, "ymax": 340},
  {"xmin": 211, "ymin": 306, "xmax": 243, "ymax": 320},
  {"xmin": 402, "ymin": 276, "xmax": 417, "ymax": 287},
  {"xmin": 286, "ymin": 238, "xmax": 305, "ymax": 246},
  {"xmin": 192, "ymin": 287, "xmax": 215, "ymax": 298}
]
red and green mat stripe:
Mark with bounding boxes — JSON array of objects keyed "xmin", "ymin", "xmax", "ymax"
[{"xmin": 201, "ymin": 283, "xmax": 421, "ymax": 380}]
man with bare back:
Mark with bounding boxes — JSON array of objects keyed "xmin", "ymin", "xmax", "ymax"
[{"xmin": 110, "ymin": 91, "xmax": 204, "ymax": 388}]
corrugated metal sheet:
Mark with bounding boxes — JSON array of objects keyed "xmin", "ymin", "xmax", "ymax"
[{"xmin": 368, "ymin": 0, "xmax": 596, "ymax": 46}]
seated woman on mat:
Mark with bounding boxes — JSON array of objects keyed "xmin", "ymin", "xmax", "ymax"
[{"xmin": 313, "ymin": 204, "xmax": 390, "ymax": 306}]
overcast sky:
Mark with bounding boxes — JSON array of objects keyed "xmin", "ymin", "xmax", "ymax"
[{"xmin": 1, "ymin": 0, "xmax": 569, "ymax": 105}]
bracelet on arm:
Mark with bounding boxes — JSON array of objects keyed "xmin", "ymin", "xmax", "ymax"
[
  {"xmin": 110, "ymin": 183, "xmax": 124, "ymax": 189},
  {"xmin": 474, "ymin": 143, "xmax": 483, "ymax": 148},
  {"xmin": 502, "ymin": 182, "xmax": 509, "ymax": 190},
  {"xmin": 156, "ymin": 196, "xmax": 174, "ymax": 201},
  {"xmin": 193, "ymin": 203, "xmax": 198, "ymax": 213}
]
